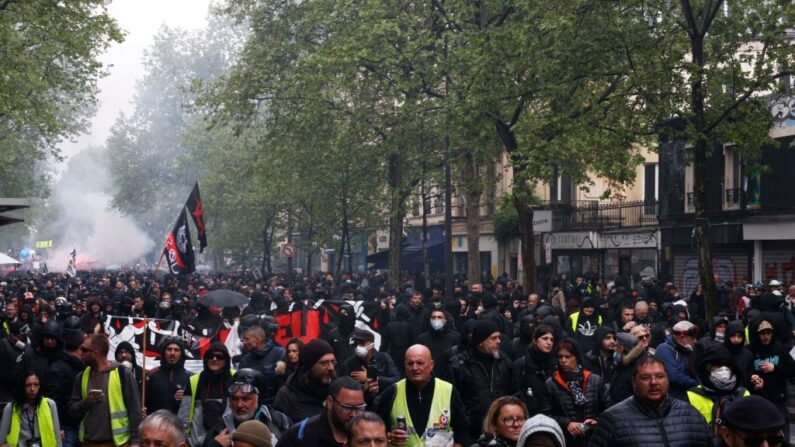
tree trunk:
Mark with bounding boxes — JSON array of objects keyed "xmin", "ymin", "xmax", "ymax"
[
  {"xmin": 387, "ymin": 151, "xmax": 405, "ymax": 288},
  {"xmin": 688, "ymin": 22, "xmax": 717, "ymax": 319},
  {"xmin": 513, "ymin": 188, "xmax": 536, "ymax": 293},
  {"xmin": 286, "ymin": 214, "xmax": 293, "ymax": 281},
  {"xmin": 463, "ymin": 151, "xmax": 482, "ymax": 284},
  {"xmin": 261, "ymin": 220, "xmax": 271, "ymax": 276},
  {"xmin": 346, "ymin": 231, "xmax": 353, "ymax": 273},
  {"xmin": 421, "ymin": 182, "xmax": 430, "ymax": 282}
]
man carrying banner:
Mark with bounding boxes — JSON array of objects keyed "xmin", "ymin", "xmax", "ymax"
[
  {"xmin": 146, "ymin": 338, "xmax": 193, "ymax": 415},
  {"xmin": 68, "ymin": 333, "xmax": 143, "ymax": 447}
]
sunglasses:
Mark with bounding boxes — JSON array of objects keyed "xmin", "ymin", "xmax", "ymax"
[
  {"xmin": 741, "ymin": 433, "xmax": 784, "ymax": 447},
  {"xmin": 207, "ymin": 353, "xmax": 225, "ymax": 361},
  {"xmin": 637, "ymin": 334, "xmax": 650, "ymax": 340},
  {"xmin": 228, "ymin": 382, "xmax": 258, "ymax": 395},
  {"xmin": 79, "ymin": 346, "xmax": 95, "ymax": 353}
]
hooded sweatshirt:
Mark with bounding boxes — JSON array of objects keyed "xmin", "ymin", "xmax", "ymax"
[
  {"xmin": 115, "ymin": 340, "xmax": 144, "ymax": 390},
  {"xmin": 147, "ymin": 338, "xmax": 192, "ymax": 414},
  {"xmin": 748, "ymin": 319, "xmax": 795, "ymax": 403},
  {"xmin": 178, "ymin": 342, "xmax": 233, "ymax": 447},
  {"xmin": 723, "ymin": 320, "xmax": 754, "ymax": 385}
]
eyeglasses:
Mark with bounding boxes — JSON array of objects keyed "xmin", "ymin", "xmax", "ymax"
[
  {"xmin": 500, "ymin": 416, "xmax": 527, "ymax": 426},
  {"xmin": 318, "ymin": 359, "xmax": 337, "ymax": 368},
  {"xmin": 331, "ymin": 395, "xmax": 366, "ymax": 413},
  {"xmin": 741, "ymin": 433, "xmax": 784, "ymax": 447},
  {"xmin": 79, "ymin": 346, "xmax": 95, "ymax": 353},
  {"xmin": 228, "ymin": 382, "xmax": 258, "ymax": 395}
]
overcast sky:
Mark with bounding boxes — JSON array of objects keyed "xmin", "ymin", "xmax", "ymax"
[{"xmin": 58, "ymin": 0, "xmax": 212, "ymax": 161}]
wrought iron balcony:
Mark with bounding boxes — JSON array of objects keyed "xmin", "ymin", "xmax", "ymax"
[{"xmin": 551, "ymin": 200, "xmax": 659, "ymax": 231}]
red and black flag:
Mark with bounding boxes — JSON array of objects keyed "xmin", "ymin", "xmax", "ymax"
[
  {"xmin": 185, "ymin": 182, "xmax": 207, "ymax": 252},
  {"xmin": 163, "ymin": 208, "xmax": 196, "ymax": 275}
]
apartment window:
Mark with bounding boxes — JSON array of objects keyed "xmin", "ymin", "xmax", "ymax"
[
  {"xmin": 724, "ymin": 146, "xmax": 742, "ymax": 209},
  {"xmin": 643, "ymin": 163, "xmax": 658, "ymax": 215}
]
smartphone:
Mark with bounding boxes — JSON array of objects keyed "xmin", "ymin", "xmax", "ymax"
[{"xmin": 366, "ymin": 366, "xmax": 377, "ymax": 379}]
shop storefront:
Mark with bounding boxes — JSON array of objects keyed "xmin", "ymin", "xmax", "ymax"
[{"xmin": 600, "ymin": 231, "xmax": 659, "ymax": 286}]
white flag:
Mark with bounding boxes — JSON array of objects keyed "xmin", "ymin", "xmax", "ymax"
[{"xmin": 66, "ymin": 249, "xmax": 77, "ymax": 277}]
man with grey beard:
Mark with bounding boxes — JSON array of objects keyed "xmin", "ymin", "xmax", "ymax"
[
  {"xmin": 202, "ymin": 369, "xmax": 291, "ymax": 447},
  {"xmin": 449, "ymin": 320, "xmax": 512, "ymax": 439},
  {"xmin": 273, "ymin": 339, "xmax": 337, "ymax": 422}
]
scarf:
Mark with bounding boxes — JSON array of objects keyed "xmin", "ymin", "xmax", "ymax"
[{"xmin": 560, "ymin": 368, "xmax": 588, "ymax": 407}]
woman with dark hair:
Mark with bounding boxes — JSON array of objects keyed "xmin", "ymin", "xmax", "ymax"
[
  {"xmin": 0, "ymin": 372, "xmax": 61, "ymax": 447},
  {"xmin": 276, "ymin": 338, "xmax": 304, "ymax": 382},
  {"xmin": 545, "ymin": 338, "xmax": 609, "ymax": 447},
  {"xmin": 511, "ymin": 325, "xmax": 557, "ymax": 417},
  {"xmin": 472, "ymin": 396, "xmax": 529, "ymax": 447}
]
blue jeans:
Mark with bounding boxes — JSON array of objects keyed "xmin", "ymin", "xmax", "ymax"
[{"xmin": 62, "ymin": 427, "xmax": 79, "ymax": 447}]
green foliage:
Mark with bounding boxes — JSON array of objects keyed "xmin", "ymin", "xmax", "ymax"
[{"xmin": 0, "ymin": 0, "xmax": 122, "ymax": 199}]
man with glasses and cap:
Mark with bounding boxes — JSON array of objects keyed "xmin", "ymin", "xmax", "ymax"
[
  {"xmin": 275, "ymin": 376, "xmax": 366, "ymax": 447},
  {"xmin": 201, "ymin": 369, "xmax": 291, "ymax": 447},
  {"xmin": 655, "ymin": 320, "xmax": 700, "ymax": 400},
  {"xmin": 716, "ymin": 395, "xmax": 787, "ymax": 447}
]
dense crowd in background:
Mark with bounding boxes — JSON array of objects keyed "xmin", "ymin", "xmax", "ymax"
[{"xmin": 0, "ymin": 268, "xmax": 792, "ymax": 447}]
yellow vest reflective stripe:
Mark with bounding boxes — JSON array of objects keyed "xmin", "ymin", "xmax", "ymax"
[
  {"xmin": 80, "ymin": 367, "xmax": 130, "ymax": 446},
  {"xmin": 6, "ymin": 400, "xmax": 57, "ymax": 447},
  {"xmin": 390, "ymin": 379, "xmax": 453, "ymax": 447},
  {"xmin": 187, "ymin": 369, "xmax": 235, "ymax": 436},
  {"xmin": 687, "ymin": 386, "xmax": 751, "ymax": 425},
  {"xmin": 745, "ymin": 326, "xmax": 750, "ymax": 345},
  {"xmin": 570, "ymin": 312, "xmax": 602, "ymax": 332}
]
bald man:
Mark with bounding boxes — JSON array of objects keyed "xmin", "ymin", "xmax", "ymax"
[{"xmin": 374, "ymin": 345, "xmax": 470, "ymax": 446}]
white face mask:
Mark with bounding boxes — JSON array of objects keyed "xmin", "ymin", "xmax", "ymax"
[
  {"xmin": 709, "ymin": 366, "xmax": 737, "ymax": 391},
  {"xmin": 430, "ymin": 319, "xmax": 445, "ymax": 331},
  {"xmin": 354, "ymin": 345, "xmax": 370, "ymax": 359},
  {"xmin": 14, "ymin": 340, "xmax": 26, "ymax": 350}
]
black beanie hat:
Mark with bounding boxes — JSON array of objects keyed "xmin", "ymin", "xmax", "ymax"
[
  {"xmin": 472, "ymin": 320, "xmax": 500, "ymax": 346},
  {"xmin": 299, "ymin": 339, "xmax": 335, "ymax": 369}
]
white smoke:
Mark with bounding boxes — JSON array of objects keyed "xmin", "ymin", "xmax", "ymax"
[{"xmin": 43, "ymin": 147, "xmax": 154, "ymax": 271}]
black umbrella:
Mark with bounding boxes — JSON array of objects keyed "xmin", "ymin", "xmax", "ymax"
[{"xmin": 198, "ymin": 289, "xmax": 249, "ymax": 308}]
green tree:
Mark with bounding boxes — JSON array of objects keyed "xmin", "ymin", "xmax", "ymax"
[{"xmin": 0, "ymin": 0, "xmax": 122, "ymax": 199}]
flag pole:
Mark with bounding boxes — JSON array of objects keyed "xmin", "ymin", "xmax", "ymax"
[
  {"xmin": 154, "ymin": 251, "xmax": 165, "ymax": 272},
  {"xmin": 141, "ymin": 317, "xmax": 148, "ymax": 413}
]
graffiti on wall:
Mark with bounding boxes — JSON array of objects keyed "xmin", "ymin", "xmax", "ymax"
[
  {"xmin": 764, "ymin": 257, "xmax": 795, "ymax": 284},
  {"xmin": 681, "ymin": 257, "xmax": 739, "ymax": 298}
]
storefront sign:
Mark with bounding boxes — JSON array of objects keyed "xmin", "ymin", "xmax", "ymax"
[
  {"xmin": 547, "ymin": 232, "xmax": 597, "ymax": 249},
  {"xmin": 599, "ymin": 232, "xmax": 658, "ymax": 249},
  {"xmin": 533, "ymin": 210, "xmax": 552, "ymax": 233}
]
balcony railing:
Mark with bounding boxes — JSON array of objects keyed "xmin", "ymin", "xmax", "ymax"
[{"xmin": 553, "ymin": 200, "xmax": 658, "ymax": 231}]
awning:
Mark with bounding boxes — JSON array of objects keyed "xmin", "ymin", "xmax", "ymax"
[
  {"xmin": 0, "ymin": 253, "xmax": 21, "ymax": 265},
  {"xmin": 367, "ymin": 242, "xmax": 446, "ymax": 271},
  {"xmin": 743, "ymin": 215, "xmax": 795, "ymax": 240}
]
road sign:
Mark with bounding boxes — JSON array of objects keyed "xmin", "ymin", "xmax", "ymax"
[{"xmin": 281, "ymin": 243, "xmax": 294, "ymax": 257}]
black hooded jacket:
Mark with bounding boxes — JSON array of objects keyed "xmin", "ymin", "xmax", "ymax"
[
  {"xmin": 324, "ymin": 303, "xmax": 357, "ymax": 367},
  {"xmin": 723, "ymin": 320, "xmax": 754, "ymax": 386},
  {"xmin": 583, "ymin": 326, "xmax": 617, "ymax": 384},
  {"xmin": 382, "ymin": 305, "xmax": 414, "ymax": 369},
  {"xmin": 116, "ymin": 340, "xmax": 144, "ymax": 390},
  {"xmin": 748, "ymin": 319, "xmax": 795, "ymax": 403},
  {"xmin": 146, "ymin": 338, "xmax": 193, "ymax": 414},
  {"xmin": 22, "ymin": 320, "xmax": 64, "ymax": 385},
  {"xmin": 273, "ymin": 363, "xmax": 332, "ymax": 422}
]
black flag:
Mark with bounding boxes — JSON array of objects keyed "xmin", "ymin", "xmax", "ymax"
[
  {"xmin": 185, "ymin": 182, "xmax": 207, "ymax": 253},
  {"xmin": 163, "ymin": 208, "xmax": 196, "ymax": 275}
]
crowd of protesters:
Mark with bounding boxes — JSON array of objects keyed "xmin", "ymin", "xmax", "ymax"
[{"xmin": 0, "ymin": 268, "xmax": 792, "ymax": 447}]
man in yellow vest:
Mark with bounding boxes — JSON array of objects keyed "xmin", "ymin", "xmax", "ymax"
[
  {"xmin": 686, "ymin": 345, "xmax": 750, "ymax": 432},
  {"xmin": 374, "ymin": 345, "xmax": 469, "ymax": 447},
  {"xmin": 68, "ymin": 333, "xmax": 142, "ymax": 447}
]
